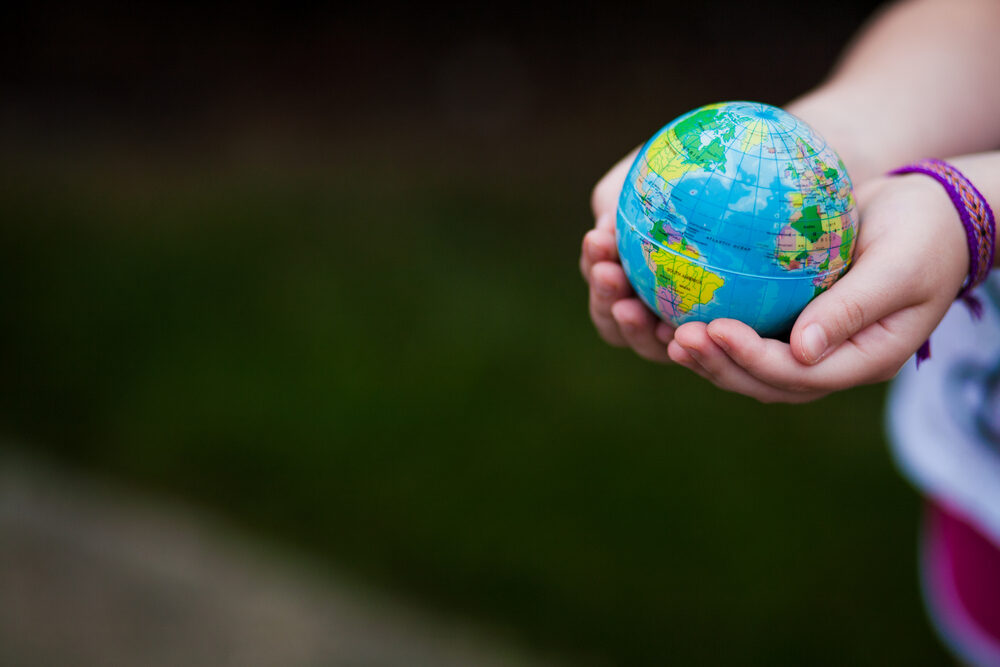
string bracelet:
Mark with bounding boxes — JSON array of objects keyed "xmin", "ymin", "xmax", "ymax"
[{"xmin": 888, "ymin": 158, "xmax": 996, "ymax": 367}]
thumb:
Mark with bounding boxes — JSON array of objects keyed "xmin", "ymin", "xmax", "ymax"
[{"xmin": 789, "ymin": 251, "xmax": 916, "ymax": 365}]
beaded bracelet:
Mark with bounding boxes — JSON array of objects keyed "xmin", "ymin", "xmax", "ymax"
[{"xmin": 888, "ymin": 158, "xmax": 996, "ymax": 366}]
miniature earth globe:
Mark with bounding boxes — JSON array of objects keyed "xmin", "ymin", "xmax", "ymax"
[{"xmin": 616, "ymin": 101, "xmax": 858, "ymax": 337}]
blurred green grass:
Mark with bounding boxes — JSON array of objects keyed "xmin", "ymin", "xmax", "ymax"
[{"xmin": 0, "ymin": 159, "xmax": 945, "ymax": 665}]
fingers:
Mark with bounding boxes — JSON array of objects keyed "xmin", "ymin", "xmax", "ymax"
[
  {"xmin": 579, "ymin": 224, "xmax": 617, "ymax": 280},
  {"xmin": 705, "ymin": 317, "xmax": 907, "ymax": 393},
  {"xmin": 588, "ymin": 261, "xmax": 631, "ymax": 346},
  {"xmin": 788, "ymin": 246, "xmax": 923, "ymax": 366},
  {"xmin": 672, "ymin": 323, "xmax": 826, "ymax": 403},
  {"xmin": 611, "ymin": 298, "xmax": 670, "ymax": 363},
  {"xmin": 584, "ymin": 147, "xmax": 661, "ymax": 361},
  {"xmin": 666, "ymin": 340, "xmax": 714, "ymax": 382},
  {"xmin": 582, "ymin": 221, "xmax": 668, "ymax": 361},
  {"xmin": 585, "ymin": 261, "xmax": 674, "ymax": 362}
]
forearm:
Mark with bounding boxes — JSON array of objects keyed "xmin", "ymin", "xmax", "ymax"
[{"xmin": 787, "ymin": 0, "xmax": 1000, "ymax": 185}]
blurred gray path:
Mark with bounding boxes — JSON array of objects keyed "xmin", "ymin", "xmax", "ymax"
[{"xmin": 0, "ymin": 452, "xmax": 552, "ymax": 667}]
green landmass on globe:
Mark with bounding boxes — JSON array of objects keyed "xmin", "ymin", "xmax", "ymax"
[{"xmin": 616, "ymin": 101, "xmax": 858, "ymax": 337}]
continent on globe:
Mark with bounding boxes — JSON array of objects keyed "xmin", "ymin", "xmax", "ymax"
[
  {"xmin": 616, "ymin": 101, "xmax": 858, "ymax": 337},
  {"xmin": 775, "ymin": 138, "xmax": 857, "ymax": 295},
  {"xmin": 642, "ymin": 221, "xmax": 724, "ymax": 320}
]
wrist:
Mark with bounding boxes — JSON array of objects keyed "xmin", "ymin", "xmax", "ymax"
[
  {"xmin": 884, "ymin": 158, "xmax": 997, "ymax": 366},
  {"xmin": 891, "ymin": 173, "xmax": 971, "ymax": 297}
]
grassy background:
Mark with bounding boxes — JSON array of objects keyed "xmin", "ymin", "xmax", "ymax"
[
  {"xmin": 0, "ymin": 154, "xmax": 944, "ymax": 664},
  {"xmin": 1, "ymin": 1, "xmax": 949, "ymax": 663}
]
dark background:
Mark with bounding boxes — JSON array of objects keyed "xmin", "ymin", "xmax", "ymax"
[{"xmin": 1, "ymin": 2, "xmax": 950, "ymax": 664}]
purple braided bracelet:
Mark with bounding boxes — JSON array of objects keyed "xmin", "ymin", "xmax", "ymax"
[{"xmin": 888, "ymin": 158, "xmax": 996, "ymax": 366}]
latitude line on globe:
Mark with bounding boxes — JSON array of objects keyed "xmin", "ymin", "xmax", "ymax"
[{"xmin": 621, "ymin": 216, "xmax": 850, "ymax": 282}]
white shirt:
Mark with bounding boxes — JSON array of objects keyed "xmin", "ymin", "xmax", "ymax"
[{"xmin": 887, "ymin": 273, "xmax": 1000, "ymax": 542}]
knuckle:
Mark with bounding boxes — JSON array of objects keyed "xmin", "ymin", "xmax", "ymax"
[{"xmin": 833, "ymin": 296, "xmax": 867, "ymax": 336}]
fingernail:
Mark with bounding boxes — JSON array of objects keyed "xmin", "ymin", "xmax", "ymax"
[
  {"xmin": 711, "ymin": 332, "xmax": 730, "ymax": 353},
  {"xmin": 596, "ymin": 281, "xmax": 614, "ymax": 298},
  {"xmin": 684, "ymin": 346, "xmax": 702, "ymax": 361},
  {"xmin": 801, "ymin": 323, "xmax": 829, "ymax": 363}
]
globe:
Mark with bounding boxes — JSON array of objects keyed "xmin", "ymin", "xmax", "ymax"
[{"xmin": 616, "ymin": 101, "xmax": 858, "ymax": 337}]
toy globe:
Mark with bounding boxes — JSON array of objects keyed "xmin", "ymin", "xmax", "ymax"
[{"xmin": 616, "ymin": 101, "xmax": 858, "ymax": 337}]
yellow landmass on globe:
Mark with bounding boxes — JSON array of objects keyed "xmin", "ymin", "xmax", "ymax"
[
  {"xmin": 645, "ymin": 102, "xmax": 744, "ymax": 184},
  {"xmin": 647, "ymin": 242, "xmax": 725, "ymax": 315},
  {"xmin": 645, "ymin": 133, "xmax": 702, "ymax": 184},
  {"xmin": 739, "ymin": 119, "xmax": 769, "ymax": 153}
]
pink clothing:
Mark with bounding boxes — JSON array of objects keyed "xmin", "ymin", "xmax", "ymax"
[{"xmin": 923, "ymin": 501, "xmax": 1000, "ymax": 666}]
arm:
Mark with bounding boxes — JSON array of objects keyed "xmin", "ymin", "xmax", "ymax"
[
  {"xmin": 581, "ymin": 0, "xmax": 1000, "ymax": 377},
  {"xmin": 788, "ymin": 0, "xmax": 1000, "ymax": 185}
]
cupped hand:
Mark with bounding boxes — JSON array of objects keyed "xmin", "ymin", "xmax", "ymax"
[
  {"xmin": 668, "ymin": 174, "xmax": 971, "ymax": 403},
  {"xmin": 580, "ymin": 149, "xmax": 676, "ymax": 363}
]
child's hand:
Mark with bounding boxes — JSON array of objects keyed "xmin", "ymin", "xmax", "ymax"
[
  {"xmin": 668, "ymin": 174, "xmax": 971, "ymax": 403},
  {"xmin": 580, "ymin": 149, "xmax": 678, "ymax": 363}
]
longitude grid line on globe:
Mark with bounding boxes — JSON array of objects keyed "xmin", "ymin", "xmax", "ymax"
[
  {"xmin": 686, "ymin": 117, "xmax": 755, "ymax": 309},
  {"xmin": 770, "ymin": 118, "xmax": 835, "ymax": 167},
  {"xmin": 717, "ymin": 118, "xmax": 757, "ymax": 231},
  {"xmin": 772, "ymin": 117, "xmax": 855, "ymax": 275},
  {"xmin": 656, "ymin": 115, "xmax": 762, "ymax": 259},
  {"xmin": 740, "ymin": 116, "xmax": 781, "ymax": 240},
  {"xmin": 743, "ymin": 116, "xmax": 770, "ymax": 282},
  {"xmin": 676, "ymin": 120, "xmax": 737, "ymax": 247},
  {"xmin": 741, "ymin": 116, "xmax": 770, "ymax": 322},
  {"xmin": 637, "ymin": 113, "xmax": 732, "ymax": 305},
  {"xmin": 751, "ymin": 114, "xmax": 777, "ymax": 319},
  {"xmin": 773, "ymin": 120, "xmax": 855, "ymax": 252},
  {"xmin": 720, "ymin": 118, "xmax": 759, "ymax": 279},
  {"xmin": 771, "ymin": 121, "xmax": 800, "ymax": 173},
  {"xmin": 765, "ymin": 111, "xmax": 803, "ymax": 319}
]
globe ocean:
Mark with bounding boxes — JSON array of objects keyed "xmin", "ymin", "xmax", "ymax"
[{"xmin": 616, "ymin": 101, "xmax": 858, "ymax": 337}]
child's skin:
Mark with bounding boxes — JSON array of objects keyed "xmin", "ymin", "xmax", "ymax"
[{"xmin": 581, "ymin": 0, "xmax": 1000, "ymax": 403}]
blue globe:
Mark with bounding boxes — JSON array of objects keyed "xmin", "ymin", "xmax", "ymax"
[{"xmin": 616, "ymin": 101, "xmax": 858, "ymax": 337}]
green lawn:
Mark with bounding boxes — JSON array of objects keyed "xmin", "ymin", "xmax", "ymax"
[{"xmin": 0, "ymin": 157, "xmax": 946, "ymax": 665}]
